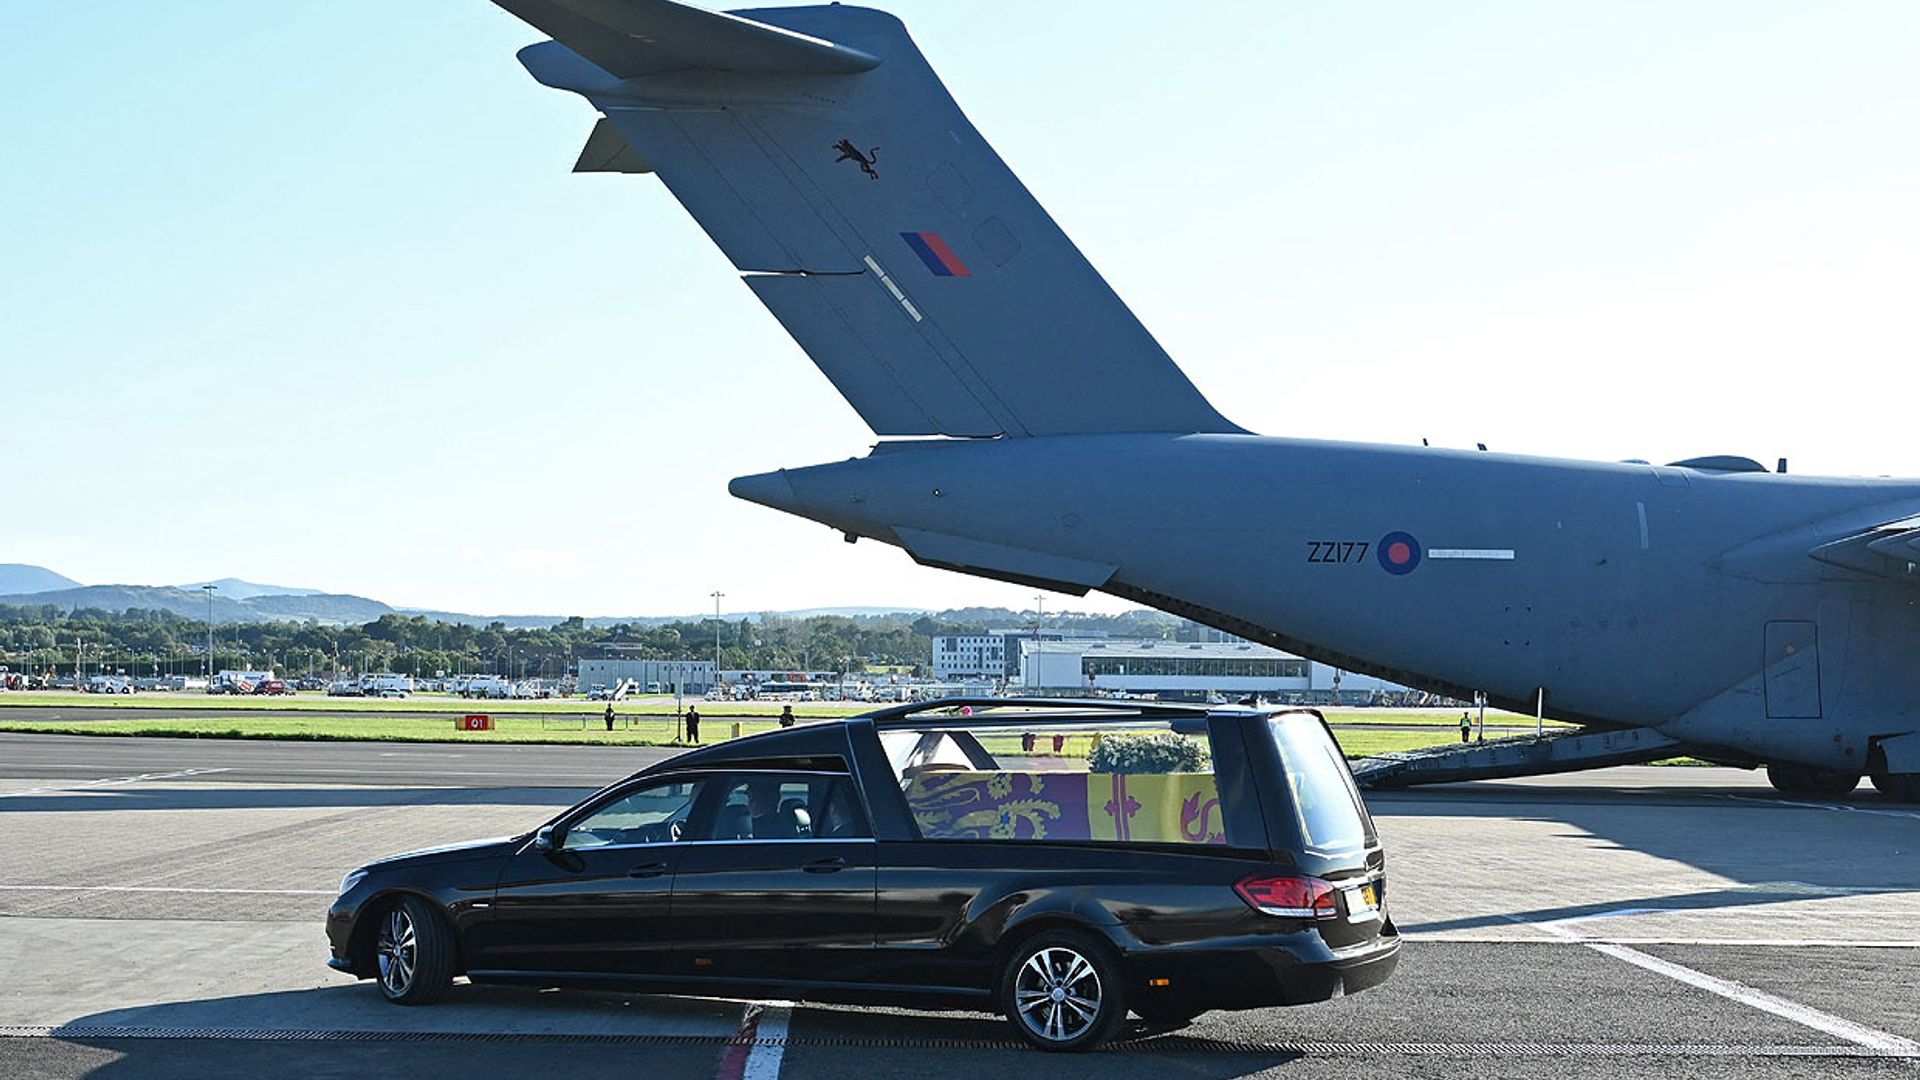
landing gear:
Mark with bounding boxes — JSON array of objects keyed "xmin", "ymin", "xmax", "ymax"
[
  {"xmin": 1867, "ymin": 750, "xmax": 1920, "ymax": 803},
  {"xmin": 1765, "ymin": 763, "xmax": 1860, "ymax": 799}
]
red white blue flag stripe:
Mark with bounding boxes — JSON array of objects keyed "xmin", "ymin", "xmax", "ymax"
[{"xmin": 900, "ymin": 231, "xmax": 972, "ymax": 277}]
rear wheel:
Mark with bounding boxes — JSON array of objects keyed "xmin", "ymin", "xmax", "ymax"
[
  {"xmin": 1765, "ymin": 763, "xmax": 1859, "ymax": 799},
  {"xmin": 998, "ymin": 930, "xmax": 1128, "ymax": 1052},
  {"xmin": 374, "ymin": 895, "xmax": 455, "ymax": 1005},
  {"xmin": 1869, "ymin": 767, "xmax": 1920, "ymax": 803}
]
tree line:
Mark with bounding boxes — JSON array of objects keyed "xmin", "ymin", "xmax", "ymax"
[{"xmin": 0, "ymin": 604, "xmax": 1180, "ymax": 680}]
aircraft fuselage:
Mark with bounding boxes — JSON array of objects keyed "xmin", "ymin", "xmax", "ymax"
[{"xmin": 733, "ymin": 435, "xmax": 1920, "ymax": 772}]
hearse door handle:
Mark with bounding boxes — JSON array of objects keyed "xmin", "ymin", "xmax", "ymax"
[
  {"xmin": 803, "ymin": 857, "xmax": 846, "ymax": 874},
  {"xmin": 628, "ymin": 861, "xmax": 669, "ymax": 879}
]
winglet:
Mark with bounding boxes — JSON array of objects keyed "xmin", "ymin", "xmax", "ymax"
[{"xmin": 494, "ymin": 0, "xmax": 881, "ymax": 79}]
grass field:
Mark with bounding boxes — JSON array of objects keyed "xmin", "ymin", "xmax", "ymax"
[
  {"xmin": 0, "ymin": 690, "xmax": 866, "ymax": 718},
  {"xmin": 0, "ymin": 697, "xmax": 1551, "ymax": 759},
  {"xmin": 0, "ymin": 691, "xmax": 1556, "ymax": 725}
]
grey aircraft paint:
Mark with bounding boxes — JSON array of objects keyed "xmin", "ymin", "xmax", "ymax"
[{"xmin": 490, "ymin": 1, "xmax": 1920, "ymax": 796}]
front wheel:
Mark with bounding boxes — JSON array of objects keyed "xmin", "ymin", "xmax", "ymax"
[
  {"xmin": 997, "ymin": 930, "xmax": 1128, "ymax": 1052},
  {"xmin": 374, "ymin": 895, "xmax": 455, "ymax": 1005}
]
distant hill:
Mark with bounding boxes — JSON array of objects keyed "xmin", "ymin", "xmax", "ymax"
[
  {"xmin": 0, "ymin": 564, "xmax": 81, "ymax": 595},
  {"xmin": 778, "ymin": 606, "xmax": 934, "ymax": 619},
  {"xmin": 0, "ymin": 585, "xmax": 394, "ymax": 625},
  {"xmin": 394, "ymin": 607, "xmax": 935, "ymax": 629},
  {"xmin": 0, "ymin": 585, "xmax": 937, "ymax": 629},
  {"xmin": 397, "ymin": 610, "xmax": 574, "ymax": 630},
  {"xmin": 184, "ymin": 577, "xmax": 323, "ymax": 601},
  {"xmin": 0, "ymin": 568, "xmax": 1160, "ymax": 632}
]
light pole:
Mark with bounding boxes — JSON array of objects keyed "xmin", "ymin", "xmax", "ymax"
[
  {"xmin": 201, "ymin": 584, "xmax": 217, "ymax": 682},
  {"xmin": 1032, "ymin": 593, "xmax": 1045, "ymax": 692},
  {"xmin": 710, "ymin": 590, "xmax": 725, "ymax": 694}
]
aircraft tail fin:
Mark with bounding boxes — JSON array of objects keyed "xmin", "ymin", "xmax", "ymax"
[{"xmin": 496, "ymin": 1, "xmax": 1240, "ymax": 438}]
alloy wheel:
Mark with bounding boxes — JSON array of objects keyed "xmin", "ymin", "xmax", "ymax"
[
  {"xmin": 376, "ymin": 906, "xmax": 417, "ymax": 997},
  {"xmin": 1013, "ymin": 946, "xmax": 1103, "ymax": 1044}
]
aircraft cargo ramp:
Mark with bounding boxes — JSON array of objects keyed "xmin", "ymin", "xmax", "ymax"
[{"xmin": 1352, "ymin": 726, "xmax": 1684, "ymax": 788}]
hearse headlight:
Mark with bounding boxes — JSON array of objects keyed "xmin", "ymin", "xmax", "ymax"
[
  {"xmin": 337, "ymin": 869, "xmax": 368, "ymax": 896},
  {"xmin": 1235, "ymin": 872, "xmax": 1339, "ymax": 919}
]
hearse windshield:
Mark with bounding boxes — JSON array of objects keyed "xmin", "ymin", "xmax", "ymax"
[{"xmin": 1266, "ymin": 713, "xmax": 1370, "ymax": 854}]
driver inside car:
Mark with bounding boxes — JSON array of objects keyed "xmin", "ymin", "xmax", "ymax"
[{"xmin": 746, "ymin": 781, "xmax": 809, "ymax": 839}]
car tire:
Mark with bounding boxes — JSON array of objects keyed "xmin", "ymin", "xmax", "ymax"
[
  {"xmin": 1765, "ymin": 763, "xmax": 1859, "ymax": 799},
  {"xmin": 997, "ymin": 929, "xmax": 1128, "ymax": 1052},
  {"xmin": 373, "ymin": 895, "xmax": 455, "ymax": 1005}
]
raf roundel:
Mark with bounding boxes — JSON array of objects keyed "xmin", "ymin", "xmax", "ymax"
[{"xmin": 1377, "ymin": 531, "xmax": 1422, "ymax": 576}]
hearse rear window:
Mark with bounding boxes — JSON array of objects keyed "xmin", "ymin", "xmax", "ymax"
[
  {"xmin": 1266, "ymin": 713, "xmax": 1369, "ymax": 853},
  {"xmin": 890, "ymin": 719, "xmax": 1242, "ymax": 847}
]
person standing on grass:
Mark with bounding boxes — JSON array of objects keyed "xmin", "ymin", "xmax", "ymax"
[
  {"xmin": 685, "ymin": 705, "xmax": 701, "ymax": 744},
  {"xmin": 1460, "ymin": 711, "xmax": 1473, "ymax": 744},
  {"xmin": 779, "ymin": 705, "xmax": 796, "ymax": 728},
  {"xmin": 604, "ymin": 702, "xmax": 616, "ymax": 732}
]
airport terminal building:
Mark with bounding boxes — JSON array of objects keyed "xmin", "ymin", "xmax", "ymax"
[
  {"xmin": 577, "ymin": 658, "xmax": 715, "ymax": 695},
  {"xmin": 1019, "ymin": 640, "xmax": 1413, "ymax": 701},
  {"xmin": 931, "ymin": 629, "xmax": 1108, "ymax": 680}
]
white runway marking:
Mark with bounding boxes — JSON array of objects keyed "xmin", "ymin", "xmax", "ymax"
[
  {"xmin": 1724, "ymin": 794, "xmax": 1920, "ymax": 822},
  {"xmin": 1405, "ymin": 933, "xmax": 1920, "ymax": 947},
  {"xmin": 0, "ymin": 884, "xmax": 333, "ymax": 897},
  {"xmin": 0, "ymin": 767, "xmax": 231, "ymax": 798},
  {"xmin": 1509, "ymin": 913, "xmax": 1920, "ymax": 1053},
  {"xmin": 0, "ymin": 1025, "xmax": 1912, "ymax": 1057},
  {"xmin": 744, "ymin": 1004, "xmax": 790, "ymax": 1080},
  {"xmin": 716, "ymin": 1002, "xmax": 790, "ymax": 1080}
]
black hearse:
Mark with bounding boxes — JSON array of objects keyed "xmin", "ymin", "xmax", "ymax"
[{"xmin": 327, "ymin": 699, "xmax": 1397, "ymax": 1050}]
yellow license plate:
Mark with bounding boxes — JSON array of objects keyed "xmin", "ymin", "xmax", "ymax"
[{"xmin": 1357, "ymin": 883, "xmax": 1379, "ymax": 909}]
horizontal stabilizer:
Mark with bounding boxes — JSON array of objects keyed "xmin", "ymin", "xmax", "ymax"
[
  {"xmin": 574, "ymin": 117, "xmax": 652, "ymax": 174},
  {"xmin": 494, "ymin": 0, "xmax": 880, "ymax": 79}
]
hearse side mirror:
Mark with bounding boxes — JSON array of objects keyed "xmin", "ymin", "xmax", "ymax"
[{"xmin": 533, "ymin": 826, "xmax": 560, "ymax": 854}]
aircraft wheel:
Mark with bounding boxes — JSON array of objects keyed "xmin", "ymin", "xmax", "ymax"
[
  {"xmin": 1765, "ymin": 763, "xmax": 1860, "ymax": 799},
  {"xmin": 1868, "ymin": 769, "xmax": 1920, "ymax": 803}
]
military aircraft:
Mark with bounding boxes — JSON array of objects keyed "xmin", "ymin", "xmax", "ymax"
[{"xmin": 488, "ymin": 0, "xmax": 1919, "ymax": 800}]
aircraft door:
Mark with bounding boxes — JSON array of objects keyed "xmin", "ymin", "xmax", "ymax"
[{"xmin": 1763, "ymin": 621, "xmax": 1821, "ymax": 719}]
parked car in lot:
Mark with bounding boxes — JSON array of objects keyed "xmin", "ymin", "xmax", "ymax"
[{"xmin": 326, "ymin": 699, "xmax": 1397, "ymax": 1050}]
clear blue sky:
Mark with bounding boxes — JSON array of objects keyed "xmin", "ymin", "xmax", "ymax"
[{"xmin": 4, "ymin": 1, "xmax": 1916, "ymax": 616}]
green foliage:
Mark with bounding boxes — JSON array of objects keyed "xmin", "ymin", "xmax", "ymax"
[
  {"xmin": 0, "ymin": 602, "xmax": 1178, "ymax": 681},
  {"xmin": 1088, "ymin": 732, "xmax": 1211, "ymax": 774}
]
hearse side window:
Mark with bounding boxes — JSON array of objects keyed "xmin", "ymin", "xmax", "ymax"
[
  {"xmin": 708, "ymin": 773, "xmax": 869, "ymax": 841},
  {"xmin": 1266, "ymin": 713, "xmax": 1369, "ymax": 853},
  {"xmin": 895, "ymin": 723, "xmax": 1241, "ymax": 847},
  {"xmin": 563, "ymin": 778, "xmax": 703, "ymax": 850},
  {"xmin": 880, "ymin": 730, "xmax": 981, "ymax": 775}
]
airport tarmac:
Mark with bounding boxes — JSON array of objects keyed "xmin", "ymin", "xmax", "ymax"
[{"xmin": 2, "ymin": 733, "xmax": 1917, "ymax": 1079}]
